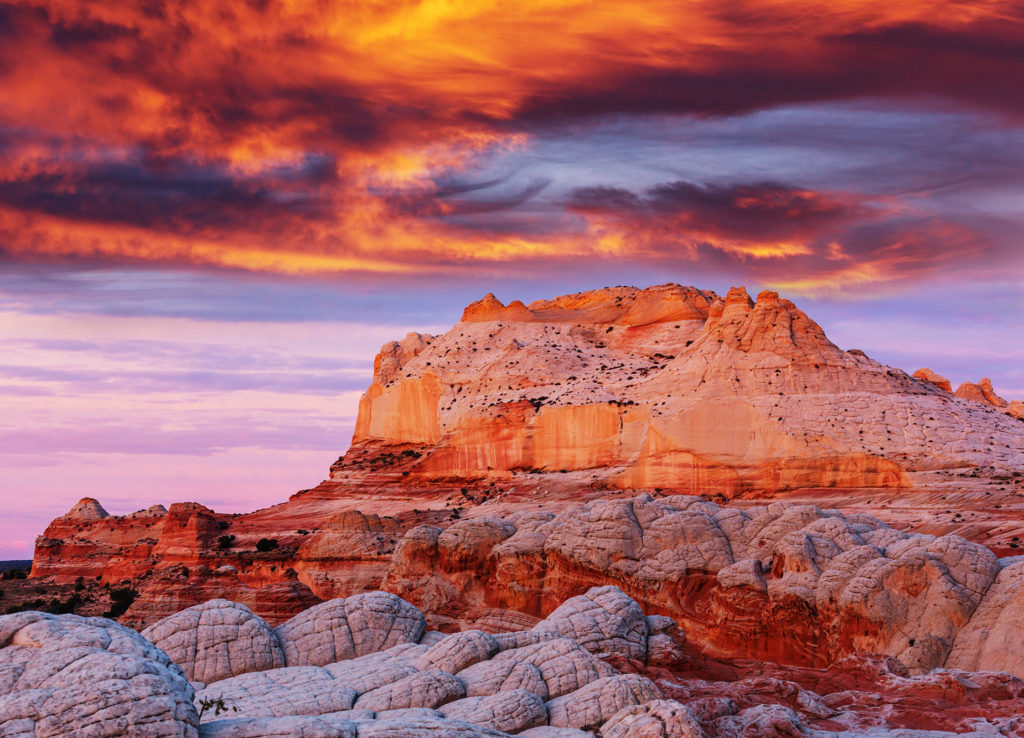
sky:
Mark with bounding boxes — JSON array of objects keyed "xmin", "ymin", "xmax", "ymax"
[{"xmin": 1, "ymin": 0, "xmax": 1023, "ymax": 558}]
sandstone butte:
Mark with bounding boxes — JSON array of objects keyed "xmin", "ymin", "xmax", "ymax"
[{"xmin": 19, "ymin": 283, "xmax": 1024, "ymax": 734}]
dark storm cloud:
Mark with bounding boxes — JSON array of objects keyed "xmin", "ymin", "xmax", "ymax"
[
  {"xmin": 0, "ymin": 146, "xmax": 337, "ymax": 233},
  {"xmin": 565, "ymin": 180, "xmax": 868, "ymax": 241}
]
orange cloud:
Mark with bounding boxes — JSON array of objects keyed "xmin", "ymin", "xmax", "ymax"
[{"xmin": 0, "ymin": 0, "xmax": 1021, "ymax": 291}]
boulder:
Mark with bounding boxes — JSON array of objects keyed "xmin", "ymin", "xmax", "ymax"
[
  {"xmin": 545, "ymin": 674, "xmax": 662, "ymax": 730},
  {"xmin": 142, "ymin": 599, "xmax": 284, "ymax": 684},
  {"xmin": 273, "ymin": 593, "xmax": 425, "ymax": 667},
  {"xmin": 600, "ymin": 699, "xmax": 706, "ymax": 738},
  {"xmin": 439, "ymin": 688, "xmax": 548, "ymax": 733},
  {"xmin": 353, "ymin": 670, "xmax": 466, "ymax": 711},
  {"xmin": 0, "ymin": 611, "xmax": 197, "ymax": 737}
]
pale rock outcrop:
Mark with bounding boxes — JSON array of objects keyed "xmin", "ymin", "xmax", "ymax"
[
  {"xmin": 458, "ymin": 658, "xmax": 551, "ymax": 700},
  {"xmin": 438, "ymin": 688, "xmax": 548, "ymax": 733},
  {"xmin": 600, "ymin": 699, "xmax": 706, "ymax": 738},
  {"xmin": 492, "ymin": 637, "xmax": 618, "ymax": 698},
  {"xmin": 0, "ymin": 611, "xmax": 198, "ymax": 738},
  {"xmin": 533, "ymin": 586, "xmax": 649, "ymax": 661},
  {"xmin": 545, "ymin": 673, "xmax": 663, "ymax": 729},
  {"xmin": 353, "ymin": 669, "xmax": 466, "ymax": 711},
  {"xmin": 273, "ymin": 593, "xmax": 425, "ymax": 667},
  {"xmin": 411, "ymin": 630, "xmax": 499, "ymax": 673},
  {"xmin": 352, "ymin": 715, "xmax": 510, "ymax": 737},
  {"xmin": 323, "ymin": 643, "xmax": 427, "ymax": 693},
  {"xmin": 946, "ymin": 557, "xmax": 1024, "ymax": 674},
  {"xmin": 197, "ymin": 715, "xmax": 357, "ymax": 737},
  {"xmin": 341, "ymin": 592, "xmax": 426, "ymax": 657},
  {"xmin": 142, "ymin": 599, "xmax": 284, "ymax": 684},
  {"xmin": 193, "ymin": 666, "xmax": 356, "ymax": 720},
  {"xmin": 64, "ymin": 497, "xmax": 110, "ymax": 521}
]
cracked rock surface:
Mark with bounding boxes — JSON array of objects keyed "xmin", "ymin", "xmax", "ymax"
[
  {"xmin": 142, "ymin": 599, "xmax": 284, "ymax": 684},
  {"xmin": 0, "ymin": 611, "xmax": 198, "ymax": 738},
  {"xmin": 8, "ymin": 586, "xmax": 1024, "ymax": 737}
]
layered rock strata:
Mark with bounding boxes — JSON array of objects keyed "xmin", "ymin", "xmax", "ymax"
[{"xmin": 383, "ymin": 493, "xmax": 1024, "ymax": 678}]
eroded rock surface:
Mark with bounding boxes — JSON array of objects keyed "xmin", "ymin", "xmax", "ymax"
[
  {"xmin": 26, "ymin": 284, "xmax": 1024, "ymax": 630},
  {"xmin": 274, "ymin": 591, "xmax": 426, "ymax": 666},
  {"xmin": 8, "ymin": 588, "xmax": 1024, "ymax": 737},
  {"xmin": 142, "ymin": 599, "xmax": 285, "ymax": 684},
  {"xmin": 0, "ymin": 611, "xmax": 198, "ymax": 737},
  {"xmin": 352, "ymin": 284, "xmax": 1023, "ymax": 494},
  {"xmin": 385, "ymin": 493, "xmax": 1017, "ymax": 676}
]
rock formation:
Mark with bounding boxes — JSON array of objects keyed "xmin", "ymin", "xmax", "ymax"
[
  {"xmin": 911, "ymin": 368, "xmax": 952, "ymax": 393},
  {"xmin": 29, "ymin": 286, "xmax": 1024, "ymax": 601},
  {"xmin": 17, "ymin": 282, "xmax": 1024, "ymax": 734},
  {"xmin": 0, "ymin": 610, "xmax": 197, "ymax": 737},
  {"xmin": 349, "ymin": 284, "xmax": 1023, "ymax": 495},
  {"xmin": 956, "ymin": 377, "xmax": 1010, "ymax": 408},
  {"xmin": 382, "ymin": 492, "xmax": 1024, "ymax": 677},
  {"xmin": 6, "ymin": 588, "xmax": 1024, "ymax": 736}
]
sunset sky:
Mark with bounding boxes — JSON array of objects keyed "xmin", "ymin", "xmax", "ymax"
[{"xmin": 1, "ymin": 0, "xmax": 1022, "ymax": 558}]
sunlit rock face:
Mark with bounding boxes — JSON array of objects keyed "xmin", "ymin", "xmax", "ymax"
[
  {"xmin": 383, "ymin": 493, "xmax": 1024, "ymax": 678},
  {"xmin": 350, "ymin": 283, "xmax": 1023, "ymax": 496}
]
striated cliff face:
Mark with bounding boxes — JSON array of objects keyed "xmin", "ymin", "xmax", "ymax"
[{"xmin": 349, "ymin": 284, "xmax": 1022, "ymax": 496}]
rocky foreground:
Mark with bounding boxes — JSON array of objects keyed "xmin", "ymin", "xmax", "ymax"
[{"xmin": 3, "ymin": 586, "xmax": 1023, "ymax": 737}]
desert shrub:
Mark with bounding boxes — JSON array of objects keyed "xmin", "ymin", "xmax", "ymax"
[
  {"xmin": 46, "ymin": 593, "xmax": 82, "ymax": 614},
  {"xmin": 104, "ymin": 587, "xmax": 138, "ymax": 618},
  {"xmin": 256, "ymin": 538, "xmax": 278, "ymax": 552},
  {"xmin": 198, "ymin": 697, "xmax": 238, "ymax": 719}
]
